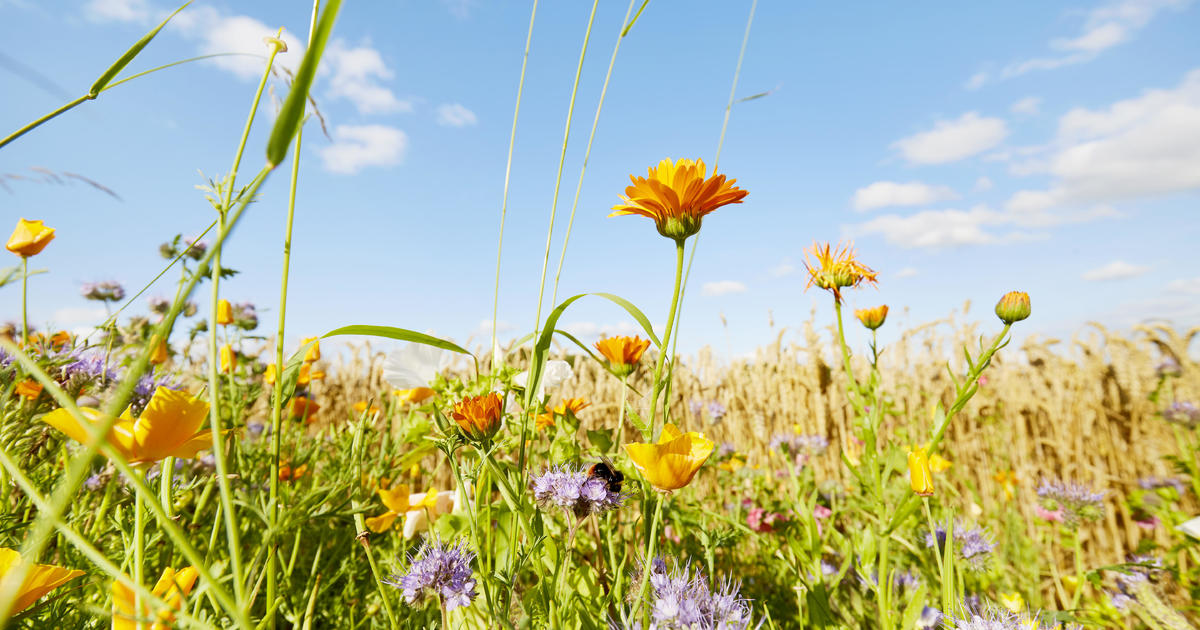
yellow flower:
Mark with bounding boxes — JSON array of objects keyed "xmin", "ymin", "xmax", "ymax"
[
  {"xmin": 994, "ymin": 470, "xmax": 1019, "ymax": 502},
  {"xmin": 854, "ymin": 305, "xmax": 888, "ymax": 331},
  {"xmin": 296, "ymin": 363, "xmax": 312, "ymax": 386},
  {"xmin": 998, "ymin": 591, "xmax": 1024, "ymax": 613},
  {"xmin": 1062, "ymin": 575, "xmax": 1080, "ymax": 595},
  {"xmin": 219, "ymin": 344, "xmax": 236, "ymax": 374},
  {"xmin": 624, "ymin": 423, "xmax": 715, "ymax": 492},
  {"xmin": 353, "ymin": 401, "xmax": 381, "ymax": 417},
  {"xmin": 111, "ymin": 566, "xmax": 198, "ymax": 630},
  {"xmin": 610, "ymin": 158, "xmax": 748, "ymax": 241},
  {"xmin": 594, "ymin": 336, "xmax": 651, "ymax": 377},
  {"xmin": 149, "ymin": 337, "xmax": 169, "ymax": 365},
  {"xmin": 929, "ymin": 452, "xmax": 952, "ymax": 473},
  {"xmin": 366, "ymin": 485, "xmax": 437, "ymax": 533},
  {"xmin": 14, "ymin": 379, "xmax": 42, "ymax": 401},
  {"xmin": 450, "ymin": 393, "xmax": 504, "ymax": 442},
  {"xmin": 907, "ymin": 447, "xmax": 934, "ymax": 497},
  {"xmin": 995, "ymin": 291, "xmax": 1031, "ymax": 325},
  {"xmin": 536, "ymin": 397, "xmax": 590, "ymax": 431},
  {"xmin": 718, "ymin": 456, "xmax": 746, "ymax": 472},
  {"xmin": 394, "ymin": 387, "xmax": 435, "ymax": 405},
  {"xmin": 803, "ymin": 241, "xmax": 878, "ymax": 303},
  {"xmin": 216, "ymin": 299, "xmax": 233, "ymax": 326},
  {"xmin": 5, "ymin": 218, "xmax": 55, "ymax": 257},
  {"xmin": 263, "ymin": 364, "xmax": 277, "ymax": 385},
  {"xmin": 42, "ymin": 388, "xmax": 214, "ymax": 465},
  {"xmin": 301, "ymin": 337, "xmax": 321, "ymax": 362},
  {"xmin": 0, "ymin": 547, "xmax": 84, "ymax": 617}
]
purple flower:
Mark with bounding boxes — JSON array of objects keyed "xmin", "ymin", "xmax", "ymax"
[
  {"xmin": 1155, "ymin": 357, "xmax": 1181, "ymax": 378},
  {"xmin": 947, "ymin": 607, "xmax": 1027, "ymax": 630},
  {"xmin": 924, "ymin": 522, "xmax": 995, "ymax": 571},
  {"xmin": 1138, "ymin": 476, "xmax": 1186, "ymax": 495},
  {"xmin": 706, "ymin": 401, "xmax": 727, "ymax": 421},
  {"xmin": 61, "ymin": 353, "xmax": 119, "ymax": 391},
  {"xmin": 387, "ymin": 538, "xmax": 477, "ymax": 611},
  {"xmin": 638, "ymin": 558, "xmax": 754, "ymax": 630},
  {"xmin": 129, "ymin": 373, "xmax": 180, "ymax": 416},
  {"xmin": 1037, "ymin": 478, "xmax": 1106, "ymax": 527},
  {"xmin": 530, "ymin": 465, "xmax": 623, "ymax": 519},
  {"xmin": 1162, "ymin": 401, "xmax": 1200, "ymax": 428},
  {"xmin": 80, "ymin": 281, "xmax": 125, "ymax": 302},
  {"xmin": 769, "ymin": 433, "xmax": 829, "ymax": 456}
]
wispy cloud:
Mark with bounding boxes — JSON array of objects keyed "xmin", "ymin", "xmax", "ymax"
[
  {"xmin": 894, "ymin": 267, "xmax": 919, "ymax": 278},
  {"xmin": 1010, "ymin": 96, "xmax": 1042, "ymax": 116},
  {"xmin": 318, "ymin": 125, "xmax": 407, "ymax": 174},
  {"xmin": 325, "ymin": 41, "xmax": 412, "ymax": 114},
  {"xmin": 769, "ymin": 258, "xmax": 797, "ymax": 277},
  {"xmin": 1082, "ymin": 260, "xmax": 1150, "ymax": 281},
  {"xmin": 846, "ymin": 203, "xmax": 1116, "ymax": 249},
  {"xmin": 436, "ymin": 104, "xmax": 478, "ymax": 127},
  {"xmin": 701, "ymin": 280, "xmax": 747, "ymax": 297},
  {"xmin": 891, "ymin": 112, "xmax": 1008, "ymax": 164},
  {"xmin": 851, "ymin": 181, "xmax": 958, "ymax": 211}
]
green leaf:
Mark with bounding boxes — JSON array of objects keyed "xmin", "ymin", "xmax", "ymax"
[
  {"xmin": 592, "ymin": 292, "xmax": 661, "ymax": 346},
  {"xmin": 525, "ymin": 294, "xmax": 588, "ymax": 409},
  {"xmin": 322, "ymin": 325, "xmax": 473, "ymax": 356},
  {"xmin": 586, "ymin": 429, "xmax": 614, "ymax": 455},
  {"xmin": 279, "ymin": 340, "xmax": 315, "ymax": 401},
  {"xmin": 89, "ymin": 2, "xmax": 189, "ymax": 97},
  {"xmin": 0, "ymin": 266, "xmax": 47, "ymax": 289},
  {"xmin": 266, "ymin": 0, "xmax": 344, "ymax": 167},
  {"xmin": 899, "ymin": 583, "xmax": 928, "ymax": 629}
]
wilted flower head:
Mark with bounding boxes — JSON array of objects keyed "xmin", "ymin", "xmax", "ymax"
[
  {"xmin": 147, "ymin": 296, "xmax": 170, "ymax": 316},
  {"xmin": 387, "ymin": 538, "xmax": 477, "ymax": 611},
  {"xmin": 530, "ymin": 465, "xmax": 623, "ymax": 519},
  {"xmin": 634, "ymin": 557, "xmax": 755, "ymax": 629},
  {"xmin": 924, "ymin": 521, "xmax": 996, "ymax": 571},
  {"xmin": 183, "ymin": 239, "xmax": 207, "ymax": 261},
  {"xmin": 610, "ymin": 158, "xmax": 748, "ymax": 242},
  {"xmin": 1037, "ymin": 478, "xmax": 1105, "ymax": 527},
  {"xmin": 1162, "ymin": 401, "xmax": 1200, "ymax": 428},
  {"xmin": 803, "ymin": 241, "xmax": 877, "ymax": 303},
  {"xmin": 81, "ymin": 281, "xmax": 125, "ymax": 302}
]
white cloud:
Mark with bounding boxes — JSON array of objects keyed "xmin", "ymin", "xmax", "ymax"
[
  {"xmin": 973, "ymin": 176, "xmax": 994, "ymax": 192},
  {"xmin": 1011, "ymin": 68, "xmax": 1200, "ymax": 204},
  {"xmin": 846, "ymin": 203, "xmax": 1115, "ymax": 249},
  {"xmin": 770, "ymin": 259, "xmax": 796, "ymax": 277},
  {"xmin": 436, "ymin": 104, "xmax": 478, "ymax": 127},
  {"xmin": 171, "ymin": 7, "xmax": 305, "ymax": 79},
  {"xmin": 475, "ymin": 319, "xmax": 515, "ymax": 334},
  {"xmin": 1166, "ymin": 277, "xmax": 1200, "ymax": 294},
  {"xmin": 851, "ymin": 181, "xmax": 959, "ymax": 211},
  {"xmin": 1082, "ymin": 260, "xmax": 1151, "ymax": 281},
  {"xmin": 86, "ymin": 0, "xmax": 150, "ymax": 22},
  {"xmin": 50, "ymin": 307, "xmax": 107, "ymax": 336},
  {"xmin": 1010, "ymin": 97, "xmax": 1042, "ymax": 116},
  {"xmin": 324, "ymin": 42, "xmax": 411, "ymax": 114},
  {"xmin": 892, "ymin": 113, "xmax": 1009, "ymax": 164},
  {"xmin": 894, "ymin": 267, "xmax": 919, "ymax": 278},
  {"xmin": 973, "ymin": 0, "xmax": 1189, "ymax": 86},
  {"xmin": 702, "ymin": 281, "xmax": 747, "ymax": 297},
  {"xmin": 319, "ymin": 125, "xmax": 407, "ymax": 174}
]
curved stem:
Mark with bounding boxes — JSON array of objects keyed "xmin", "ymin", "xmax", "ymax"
[
  {"xmin": 649, "ymin": 241, "xmax": 685, "ymax": 440},
  {"xmin": 635, "ymin": 493, "xmax": 665, "ymax": 626}
]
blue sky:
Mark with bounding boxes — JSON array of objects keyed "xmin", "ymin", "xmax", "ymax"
[{"xmin": 2, "ymin": 0, "xmax": 1198, "ymax": 361}]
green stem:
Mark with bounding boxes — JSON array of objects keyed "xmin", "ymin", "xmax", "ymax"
[
  {"xmin": 0, "ymin": 94, "xmax": 89, "ymax": 151},
  {"xmin": 1070, "ymin": 530, "xmax": 1084, "ymax": 610},
  {"xmin": 20, "ymin": 257, "xmax": 28, "ymax": 346},
  {"xmin": 922, "ymin": 499, "xmax": 951, "ymax": 617},
  {"xmin": 636, "ymin": 493, "xmax": 665, "ymax": 626},
  {"xmin": 134, "ymin": 487, "xmax": 146, "ymax": 630},
  {"xmin": 349, "ymin": 416, "xmax": 399, "ymax": 629},
  {"xmin": 649, "ymin": 241, "xmax": 686, "ymax": 440},
  {"xmin": 618, "ymin": 375, "xmax": 629, "ymax": 448}
]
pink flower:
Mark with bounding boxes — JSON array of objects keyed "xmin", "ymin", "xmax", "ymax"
[
  {"xmin": 813, "ymin": 505, "xmax": 832, "ymax": 519},
  {"xmin": 1035, "ymin": 504, "xmax": 1063, "ymax": 522},
  {"xmin": 747, "ymin": 507, "xmax": 769, "ymax": 532},
  {"xmin": 977, "ymin": 375, "xmax": 988, "ymax": 387},
  {"xmin": 1135, "ymin": 517, "xmax": 1159, "ymax": 531},
  {"xmin": 663, "ymin": 524, "xmax": 682, "ymax": 544}
]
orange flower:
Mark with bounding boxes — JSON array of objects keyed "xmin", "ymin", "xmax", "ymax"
[
  {"xmin": 6, "ymin": 218, "xmax": 55, "ymax": 257},
  {"xmin": 14, "ymin": 379, "xmax": 42, "ymax": 401},
  {"xmin": 536, "ymin": 397, "xmax": 590, "ymax": 431},
  {"xmin": 854, "ymin": 305, "xmax": 888, "ymax": 331},
  {"xmin": 301, "ymin": 337, "xmax": 321, "ymax": 362},
  {"xmin": 278, "ymin": 461, "xmax": 309, "ymax": 481},
  {"xmin": 290, "ymin": 397, "xmax": 320, "ymax": 421},
  {"xmin": 803, "ymin": 241, "xmax": 878, "ymax": 302},
  {"xmin": 594, "ymin": 336, "xmax": 651, "ymax": 377},
  {"xmin": 48, "ymin": 330, "xmax": 71, "ymax": 350},
  {"xmin": 395, "ymin": 387, "xmax": 435, "ymax": 405},
  {"xmin": 353, "ymin": 401, "xmax": 381, "ymax": 417},
  {"xmin": 994, "ymin": 470, "xmax": 1019, "ymax": 501},
  {"xmin": 450, "ymin": 392, "xmax": 504, "ymax": 442},
  {"xmin": 216, "ymin": 299, "xmax": 233, "ymax": 326},
  {"xmin": 0, "ymin": 547, "xmax": 84, "ymax": 617},
  {"xmin": 610, "ymin": 158, "xmax": 748, "ymax": 241},
  {"xmin": 111, "ymin": 566, "xmax": 198, "ymax": 630}
]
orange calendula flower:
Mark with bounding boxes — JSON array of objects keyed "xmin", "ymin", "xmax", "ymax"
[
  {"xmin": 6, "ymin": 218, "xmax": 55, "ymax": 257},
  {"xmin": 216, "ymin": 299, "xmax": 233, "ymax": 326},
  {"xmin": 395, "ymin": 387, "xmax": 435, "ymax": 405},
  {"xmin": 111, "ymin": 566, "xmax": 198, "ymax": 630},
  {"xmin": 803, "ymin": 241, "xmax": 878, "ymax": 303},
  {"xmin": 624, "ymin": 423, "xmax": 715, "ymax": 492},
  {"xmin": 610, "ymin": 158, "xmax": 748, "ymax": 241},
  {"xmin": 301, "ymin": 337, "xmax": 321, "ymax": 362},
  {"xmin": 907, "ymin": 447, "xmax": 934, "ymax": 497},
  {"xmin": 594, "ymin": 336, "xmax": 651, "ymax": 377},
  {"xmin": 48, "ymin": 330, "xmax": 72, "ymax": 350},
  {"xmin": 14, "ymin": 379, "xmax": 42, "ymax": 401},
  {"xmin": 450, "ymin": 392, "xmax": 504, "ymax": 442},
  {"xmin": 854, "ymin": 305, "xmax": 888, "ymax": 331},
  {"xmin": 291, "ymin": 397, "xmax": 320, "ymax": 421},
  {"xmin": 353, "ymin": 401, "xmax": 381, "ymax": 417},
  {"xmin": 149, "ymin": 337, "xmax": 169, "ymax": 365},
  {"xmin": 536, "ymin": 397, "xmax": 590, "ymax": 431},
  {"xmin": 0, "ymin": 547, "xmax": 84, "ymax": 617},
  {"xmin": 41, "ymin": 387, "xmax": 214, "ymax": 465},
  {"xmin": 366, "ymin": 485, "xmax": 438, "ymax": 533},
  {"xmin": 218, "ymin": 344, "xmax": 236, "ymax": 374}
]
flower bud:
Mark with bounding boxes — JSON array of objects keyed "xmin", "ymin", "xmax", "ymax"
[
  {"xmin": 219, "ymin": 343, "xmax": 236, "ymax": 374},
  {"xmin": 994, "ymin": 291, "xmax": 1030, "ymax": 325},
  {"xmin": 854, "ymin": 305, "xmax": 888, "ymax": 330},
  {"xmin": 149, "ymin": 337, "xmax": 169, "ymax": 365},
  {"xmin": 216, "ymin": 299, "xmax": 234, "ymax": 326},
  {"xmin": 908, "ymin": 447, "xmax": 934, "ymax": 497}
]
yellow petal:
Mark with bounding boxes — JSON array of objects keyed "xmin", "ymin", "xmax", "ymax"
[
  {"xmin": 134, "ymin": 388, "xmax": 210, "ymax": 462},
  {"xmin": 377, "ymin": 484, "xmax": 412, "ymax": 514},
  {"xmin": 164, "ymin": 430, "xmax": 221, "ymax": 460},
  {"xmin": 41, "ymin": 408, "xmax": 103, "ymax": 446},
  {"xmin": 366, "ymin": 512, "xmax": 399, "ymax": 533},
  {"xmin": 13, "ymin": 564, "xmax": 84, "ymax": 614}
]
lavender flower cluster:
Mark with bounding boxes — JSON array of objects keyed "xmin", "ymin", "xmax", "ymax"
[
  {"xmin": 768, "ymin": 433, "xmax": 829, "ymax": 455},
  {"xmin": 924, "ymin": 522, "xmax": 996, "ymax": 571},
  {"xmin": 80, "ymin": 281, "xmax": 125, "ymax": 302},
  {"xmin": 1036, "ymin": 478, "xmax": 1106, "ymax": 527},
  {"xmin": 1138, "ymin": 476, "xmax": 1186, "ymax": 495},
  {"xmin": 530, "ymin": 465, "xmax": 623, "ymax": 519},
  {"xmin": 387, "ymin": 538, "xmax": 477, "ymax": 611},
  {"xmin": 639, "ymin": 558, "xmax": 754, "ymax": 630},
  {"xmin": 1162, "ymin": 401, "xmax": 1200, "ymax": 428}
]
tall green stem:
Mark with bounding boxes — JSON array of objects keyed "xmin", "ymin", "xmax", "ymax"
[
  {"xmin": 649, "ymin": 241, "xmax": 686, "ymax": 440},
  {"xmin": 20, "ymin": 257, "xmax": 28, "ymax": 345},
  {"xmin": 134, "ymin": 488, "xmax": 146, "ymax": 630},
  {"xmin": 636, "ymin": 494, "xmax": 665, "ymax": 626},
  {"xmin": 1070, "ymin": 531, "xmax": 1084, "ymax": 610}
]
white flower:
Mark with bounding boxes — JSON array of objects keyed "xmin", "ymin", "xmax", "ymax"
[
  {"xmin": 1179, "ymin": 515, "xmax": 1200, "ymax": 540},
  {"xmin": 383, "ymin": 343, "xmax": 447, "ymax": 389},
  {"xmin": 514, "ymin": 359, "xmax": 573, "ymax": 401},
  {"xmin": 402, "ymin": 490, "xmax": 458, "ymax": 539}
]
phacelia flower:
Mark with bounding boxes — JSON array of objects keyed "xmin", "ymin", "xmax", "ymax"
[
  {"xmin": 625, "ymin": 423, "xmax": 715, "ymax": 492},
  {"xmin": 61, "ymin": 353, "xmax": 118, "ymax": 392},
  {"xmin": 1037, "ymin": 478, "xmax": 1106, "ymax": 527},
  {"xmin": 1155, "ymin": 357, "xmax": 1182, "ymax": 378},
  {"xmin": 769, "ymin": 433, "xmax": 829, "ymax": 455},
  {"xmin": 924, "ymin": 521, "xmax": 996, "ymax": 571},
  {"xmin": 594, "ymin": 335, "xmax": 651, "ymax": 377},
  {"xmin": 946, "ymin": 606, "xmax": 1028, "ymax": 630},
  {"xmin": 610, "ymin": 158, "xmax": 748, "ymax": 242},
  {"xmin": 231, "ymin": 302, "xmax": 258, "ymax": 330},
  {"xmin": 450, "ymin": 392, "xmax": 504, "ymax": 442},
  {"xmin": 387, "ymin": 538, "xmax": 477, "ymax": 611},
  {"xmin": 637, "ymin": 558, "xmax": 755, "ymax": 630},
  {"xmin": 530, "ymin": 465, "xmax": 624, "ymax": 519},
  {"xmin": 1162, "ymin": 401, "xmax": 1200, "ymax": 428},
  {"xmin": 994, "ymin": 291, "xmax": 1031, "ymax": 325},
  {"xmin": 6, "ymin": 218, "xmax": 55, "ymax": 257},
  {"xmin": 1138, "ymin": 476, "xmax": 1185, "ymax": 495},
  {"xmin": 0, "ymin": 547, "xmax": 84, "ymax": 617},
  {"xmin": 854, "ymin": 304, "xmax": 888, "ymax": 330},
  {"xmin": 803, "ymin": 241, "xmax": 878, "ymax": 303},
  {"xmin": 80, "ymin": 281, "xmax": 125, "ymax": 302},
  {"xmin": 706, "ymin": 401, "xmax": 727, "ymax": 421}
]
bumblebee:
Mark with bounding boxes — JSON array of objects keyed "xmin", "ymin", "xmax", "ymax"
[{"xmin": 586, "ymin": 457, "xmax": 624, "ymax": 494}]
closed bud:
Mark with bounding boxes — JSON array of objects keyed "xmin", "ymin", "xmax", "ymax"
[
  {"xmin": 219, "ymin": 344, "xmax": 236, "ymax": 374},
  {"xmin": 994, "ymin": 291, "xmax": 1031, "ymax": 325},
  {"xmin": 216, "ymin": 299, "xmax": 234, "ymax": 326},
  {"xmin": 854, "ymin": 305, "xmax": 888, "ymax": 330},
  {"xmin": 149, "ymin": 337, "xmax": 169, "ymax": 365},
  {"xmin": 908, "ymin": 447, "xmax": 934, "ymax": 497}
]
